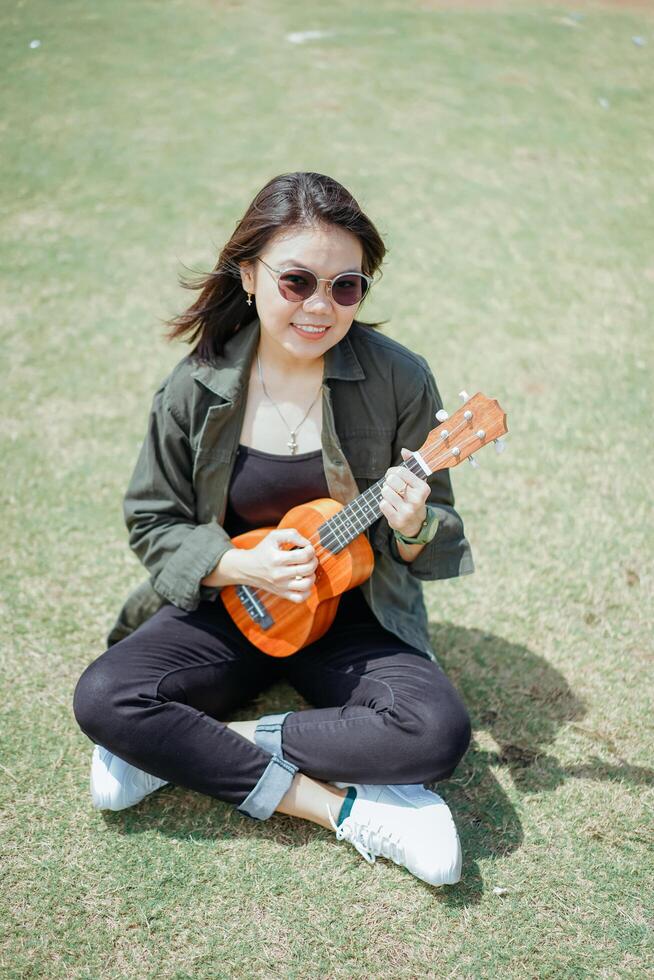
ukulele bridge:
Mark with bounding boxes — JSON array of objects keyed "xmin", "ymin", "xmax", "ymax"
[{"xmin": 235, "ymin": 585, "xmax": 274, "ymax": 629}]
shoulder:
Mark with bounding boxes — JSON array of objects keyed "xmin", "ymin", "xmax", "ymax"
[
  {"xmin": 349, "ymin": 322, "xmax": 431, "ymax": 375},
  {"xmin": 149, "ymin": 355, "xmax": 208, "ymax": 429},
  {"xmin": 348, "ymin": 322, "xmax": 435, "ymax": 395}
]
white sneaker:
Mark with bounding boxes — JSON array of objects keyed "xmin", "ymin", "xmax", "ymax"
[
  {"xmin": 90, "ymin": 745, "xmax": 169, "ymax": 811},
  {"xmin": 326, "ymin": 782, "xmax": 462, "ymax": 887}
]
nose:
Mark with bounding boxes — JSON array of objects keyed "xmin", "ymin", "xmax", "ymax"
[{"xmin": 303, "ymin": 279, "xmax": 333, "ymax": 312}]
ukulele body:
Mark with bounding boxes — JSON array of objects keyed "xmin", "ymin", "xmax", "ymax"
[{"xmin": 220, "ymin": 497, "xmax": 375, "ymax": 658}]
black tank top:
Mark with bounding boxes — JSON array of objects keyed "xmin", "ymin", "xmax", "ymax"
[
  {"xmin": 222, "ymin": 443, "xmax": 375, "ymax": 624},
  {"xmin": 223, "ymin": 444, "xmax": 330, "ymax": 537}
]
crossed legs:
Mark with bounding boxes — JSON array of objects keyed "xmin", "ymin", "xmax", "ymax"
[{"xmin": 73, "ymin": 601, "xmax": 470, "ymax": 824}]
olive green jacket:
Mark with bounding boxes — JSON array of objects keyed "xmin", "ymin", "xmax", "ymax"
[{"xmin": 107, "ymin": 318, "xmax": 474, "ymax": 662}]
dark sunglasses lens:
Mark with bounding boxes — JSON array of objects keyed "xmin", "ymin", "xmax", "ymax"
[
  {"xmin": 332, "ymin": 274, "xmax": 368, "ymax": 306},
  {"xmin": 278, "ymin": 269, "xmax": 317, "ymax": 302}
]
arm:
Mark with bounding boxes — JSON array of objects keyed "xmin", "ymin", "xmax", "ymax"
[
  {"xmin": 123, "ymin": 381, "xmax": 236, "ymax": 611},
  {"xmin": 376, "ymin": 357, "xmax": 475, "ymax": 581}
]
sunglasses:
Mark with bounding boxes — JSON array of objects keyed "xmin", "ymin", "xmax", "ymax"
[{"xmin": 257, "ymin": 257, "xmax": 374, "ymax": 307}]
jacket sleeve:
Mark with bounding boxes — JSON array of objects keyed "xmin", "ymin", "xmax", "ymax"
[
  {"xmin": 381, "ymin": 358, "xmax": 475, "ymax": 581},
  {"xmin": 122, "ymin": 381, "xmax": 235, "ymax": 611}
]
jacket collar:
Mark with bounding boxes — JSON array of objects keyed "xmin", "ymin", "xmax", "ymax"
[
  {"xmin": 190, "ymin": 317, "xmax": 365, "ymax": 400},
  {"xmin": 324, "ymin": 321, "xmax": 366, "ymax": 382}
]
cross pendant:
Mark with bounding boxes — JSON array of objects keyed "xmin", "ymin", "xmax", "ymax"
[{"xmin": 287, "ymin": 432, "xmax": 298, "ymax": 454}]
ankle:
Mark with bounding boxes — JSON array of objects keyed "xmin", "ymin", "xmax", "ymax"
[{"xmin": 276, "ymin": 773, "xmax": 347, "ymax": 829}]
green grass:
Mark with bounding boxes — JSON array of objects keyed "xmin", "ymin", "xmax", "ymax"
[{"xmin": 1, "ymin": 0, "xmax": 653, "ymax": 976}]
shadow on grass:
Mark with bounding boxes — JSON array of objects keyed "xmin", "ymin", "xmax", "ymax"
[
  {"xmin": 422, "ymin": 622, "xmax": 654, "ymax": 907},
  {"xmin": 99, "ymin": 622, "xmax": 653, "ymax": 909}
]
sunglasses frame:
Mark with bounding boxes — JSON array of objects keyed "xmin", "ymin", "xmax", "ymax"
[{"xmin": 256, "ymin": 256, "xmax": 375, "ymax": 307}]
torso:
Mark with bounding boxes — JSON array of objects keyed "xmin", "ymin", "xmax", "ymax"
[
  {"xmin": 239, "ymin": 354, "xmax": 324, "ymax": 454},
  {"xmin": 223, "ymin": 359, "xmax": 375, "ymax": 623}
]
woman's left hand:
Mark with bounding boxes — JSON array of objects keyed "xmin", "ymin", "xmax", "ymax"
[{"xmin": 379, "ymin": 448, "xmax": 430, "ymax": 538}]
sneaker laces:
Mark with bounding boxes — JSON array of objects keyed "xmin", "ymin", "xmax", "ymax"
[{"xmin": 326, "ymin": 804, "xmax": 406, "ymax": 867}]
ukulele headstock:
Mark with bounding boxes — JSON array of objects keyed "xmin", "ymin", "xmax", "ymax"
[{"xmin": 415, "ymin": 392, "xmax": 508, "ymax": 473}]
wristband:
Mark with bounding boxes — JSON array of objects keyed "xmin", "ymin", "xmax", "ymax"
[{"xmin": 392, "ymin": 507, "xmax": 440, "ymax": 546}]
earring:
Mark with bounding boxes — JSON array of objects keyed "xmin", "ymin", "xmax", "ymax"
[{"xmin": 246, "ymin": 292, "xmax": 253, "ymax": 307}]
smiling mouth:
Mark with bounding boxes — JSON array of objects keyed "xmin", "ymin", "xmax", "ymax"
[{"xmin": 291, "ymin": 323, "xmax": 332, "ymax": 333}]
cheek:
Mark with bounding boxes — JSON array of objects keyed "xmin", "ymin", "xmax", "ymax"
[
  {"xmin": 334, "ymin": 306, "xmax": 357, "ymax": 333},
  {"xmin": 259, "ymin": 287, "xmax": 297, "ymax": 322}
]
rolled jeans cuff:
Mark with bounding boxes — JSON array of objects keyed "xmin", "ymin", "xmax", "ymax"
[
  {"xmin": 236, "ymin": 754, "xmax": 298, "ymax": 821},
  {"xmin": 254, "ymin": 710, "xmax": 294, "ymax": 759}
]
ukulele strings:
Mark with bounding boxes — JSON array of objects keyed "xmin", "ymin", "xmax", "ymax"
[{"xmin": 241, "ymin": 415, "xmax": 474, "ymax": 627}]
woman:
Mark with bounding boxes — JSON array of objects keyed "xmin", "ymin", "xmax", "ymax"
[{"xmin": 73, "ymin": 172, "xmax": 474, "ymax": 888}]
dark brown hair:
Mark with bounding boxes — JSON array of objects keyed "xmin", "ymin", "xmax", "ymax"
[{"xmin": 163, "ymin": 171, "xmax": 388, "ymax": 362}]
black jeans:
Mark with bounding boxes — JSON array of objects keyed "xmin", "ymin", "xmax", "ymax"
[{"xmin": 73, "ymin": 588, "xmax": 471, "ymax": 820}]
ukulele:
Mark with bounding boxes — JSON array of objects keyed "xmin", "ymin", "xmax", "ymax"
[{"xmin": 221, "ymin": 391, "xmax": 507, "ymax": 657}]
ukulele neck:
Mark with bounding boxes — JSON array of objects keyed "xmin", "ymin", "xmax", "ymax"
[{"xmin": 318, "ymin": 454, "xmax": 426, "ymax": 553}]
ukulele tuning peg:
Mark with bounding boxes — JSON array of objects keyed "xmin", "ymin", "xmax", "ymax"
[
  {"xmin": 494, "ymin": 438, "xmax": 507, "ymax": 454},
  {"xmin": 459, "ymin": 390, "xmax": 471, "ymax": 403},
  {"xmin": 468, "ymin": 455, "xmax": 479, "ymax": 468},
  {"xmin": 435, "ymin": 409, "xmax": 449, "ymax": 422}
]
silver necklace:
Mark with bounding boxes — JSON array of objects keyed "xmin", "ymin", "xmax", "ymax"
[{"xmin": 256, "ymin": 352, "xmax": 322, "ymax": 455}]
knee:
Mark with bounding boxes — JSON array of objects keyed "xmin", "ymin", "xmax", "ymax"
[
  {"xmin": 390, "ymin": 697, "xmax": 472, "ymax": 784},
  {"xmin": 72, "ymin": 660, "xmax": 119, "ymax": 743},
  {"xmin": 428, "ymin": 701, "xmax": 471, "ymax": 780}
]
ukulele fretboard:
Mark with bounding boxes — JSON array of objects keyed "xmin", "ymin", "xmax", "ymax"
[{"xmin": 317, "ymin": 454, "xmax": 426, "ymax": 553}]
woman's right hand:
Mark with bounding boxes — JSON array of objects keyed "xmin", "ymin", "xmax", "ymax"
[{"xmin": 238, "ymin": 528, "xmax": 318, "ymax": 603}]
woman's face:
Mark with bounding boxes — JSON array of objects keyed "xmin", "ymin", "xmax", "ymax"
[{"xmin": 240, "ymin": 223, "xmax": 365, "ymax": 365}]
